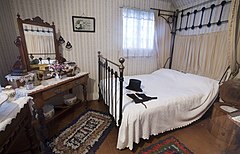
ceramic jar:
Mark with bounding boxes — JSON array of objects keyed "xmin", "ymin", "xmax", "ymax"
[
  {"xmin": 43, "ymin": 104, "xmax": 55, "ymax": 119},
  {"xmin": 55, "ymin": 72, "xmax": 61, "ymax": 79},
  {"xmin": 25, "ymin": 82, "xmax": 34, "ymax": 90},
  {"xmin": 3, "ymin": 85, "xmax": 16, "ymax": 101}
]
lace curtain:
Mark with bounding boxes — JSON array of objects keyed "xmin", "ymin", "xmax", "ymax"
[
  {"xmin": 122, "ymin": 8, "xmax": 155, "ymax": 57},
  {"xmin": 23, "ymin": 24, "xmax": 56, "ymax": 61}
]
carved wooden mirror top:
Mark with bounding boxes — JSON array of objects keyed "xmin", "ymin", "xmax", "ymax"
[{"xmin": 17, "ymin": 14, "xmax": 60, "ymax": 71}]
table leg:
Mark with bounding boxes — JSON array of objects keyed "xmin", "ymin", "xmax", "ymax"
[
  {"xmin": 83, "ymin": 85, "xmax": 87, "ymax": 101},
  {"xmin": 35, "ymin": 108, "xmax": 48, "ymax": 141},
  {"xmin": 83, "ymin": 84, "xmax": 87, "ymax": 109},
  {"xmin": 25, "ymin": 116, "xmax": 40, "ymax": 153}
]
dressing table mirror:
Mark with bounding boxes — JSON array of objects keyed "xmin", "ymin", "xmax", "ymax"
[{"xmin": 16, "ymin": 14, "xmax": 60, "ymax": 71}]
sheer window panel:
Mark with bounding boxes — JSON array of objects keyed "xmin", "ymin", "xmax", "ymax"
[{"xmin": 122, "ymin": 8, "xmax": 155, "ymax": 57}]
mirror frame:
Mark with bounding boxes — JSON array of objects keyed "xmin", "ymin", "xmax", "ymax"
[{"xmin": 17, "ymin": 14, "xmax": 60, "ymax": 71}]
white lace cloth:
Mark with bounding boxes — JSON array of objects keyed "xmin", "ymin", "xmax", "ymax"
[
  {"xmin": 0, "ymin": 96, "xmax": 31, "ymax": 132},
  {"xmin": 15, "ymin": 72, "xmax": 89, "ymax": 96},
  {"xmin": 5, "ymin": 73, "xmax": 35, "ymax": 82}
]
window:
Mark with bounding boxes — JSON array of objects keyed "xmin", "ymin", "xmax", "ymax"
[{"xmin": 122, "ymin": 8, "xmax": 155, "ymax": 56}]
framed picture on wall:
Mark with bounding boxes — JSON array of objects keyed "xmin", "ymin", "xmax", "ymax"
[{"xmin": 72, "ymin": 16, "xmax": 95, "ymax": 32}]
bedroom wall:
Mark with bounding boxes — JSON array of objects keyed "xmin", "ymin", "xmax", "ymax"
[
  {"xmin": 0, "ymin": 0, "xmax": 19, "ymax": 86},
  {"xmin": 0, "ymin": 0, "xmax": 173, "ymax": 99}
]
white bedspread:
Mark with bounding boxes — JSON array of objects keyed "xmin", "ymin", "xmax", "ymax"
[{"xmin": 100, "ymin": 69, "xmax": 219, "ymax": 150}]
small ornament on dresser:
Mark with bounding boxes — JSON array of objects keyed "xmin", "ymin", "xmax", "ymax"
[
  {"xmin": 11, "ymin": 56, "xmax": 27, "ymax": 76},
  {"xmin": 64, "ymin": 62, "xmax": 80, "ymax": 77},
  {"xmin": 19, "ymin": 73, "xmax": 35, "ymax": 90},
  {"xmin": 49, "ymin": 61, "xmax": 66, "ymax": 79},
  {"xmin": 25, "ymin": 81, "xmax": 34, "ymax": 90}
]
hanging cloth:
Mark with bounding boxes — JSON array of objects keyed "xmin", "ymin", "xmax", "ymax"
[{"xmin": 228, "ymin": 0, "xmax": 240, "ymax": 77}]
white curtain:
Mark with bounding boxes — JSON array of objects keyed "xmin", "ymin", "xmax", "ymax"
[
  {"xmin": 23, "ymin": 24, "xmax": 56, "ymax": 60},
  {"xmin": 228, "ymin": 0, "xmax": 240, "ymax": 77},
  {"xmin": 121, "ymin": 8, "xmax": 172, "ymax": 75},
  {"xmin": 154, "ymin": 13, "xmax": 171, "ymax": 68},
  {"xmin": 122, "ymin": 8, "xmax": 155, "ymax": 57}
]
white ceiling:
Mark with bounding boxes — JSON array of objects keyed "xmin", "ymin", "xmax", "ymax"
[{"xmin": 169, "ymin": 0, "xmax": 213, "ymax": 9}]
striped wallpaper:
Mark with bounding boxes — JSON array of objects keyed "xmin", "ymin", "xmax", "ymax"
[
  {"xmin": 0, "ymin": 0, "xmax": 173, "ymax": 99},
  {"xmin": 0, "ymin": 0, "xmax": 19, "ymax": 86}
]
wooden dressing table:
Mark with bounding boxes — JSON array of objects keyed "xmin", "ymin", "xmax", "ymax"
[
  {"xmin": 27, "ymin": 72, "xmax": 89, "ymax": 145},
  {"xmin": 12, "ymin": 15, "xmax": 89, "ymax": 153}
]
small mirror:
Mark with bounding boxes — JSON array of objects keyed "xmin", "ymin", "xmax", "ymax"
[{"xmin": 16, "ymin": 14, "xmax": 60, "ymax": 71}]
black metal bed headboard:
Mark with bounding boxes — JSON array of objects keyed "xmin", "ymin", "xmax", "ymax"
[{"xmin": 176, "ymin": 0, "xmax": 231, "ymax": 31}]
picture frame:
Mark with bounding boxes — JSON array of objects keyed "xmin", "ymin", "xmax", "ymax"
[{"xmin": 72, "ymin": 16, "xmax": 95, "ymax": 32}]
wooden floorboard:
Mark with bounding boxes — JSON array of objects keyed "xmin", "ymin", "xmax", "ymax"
[{"xmin": 48, "ymin": 100, "xmax": 240, "ymax": 154}]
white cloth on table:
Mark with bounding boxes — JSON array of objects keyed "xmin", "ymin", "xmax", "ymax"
[
  {"xmin": 18, "ymin": 72, "xmax": 88, "ymax": 94},
  {"xmin": 0, "ymin": 96, "xmax": 31, "ymax": 132}
]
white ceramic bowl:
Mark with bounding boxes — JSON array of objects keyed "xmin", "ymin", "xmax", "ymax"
[
  {"xmin": 64, "ymin": 94, "xmax": 77, "ymax": 106},
  {"xmin": 43, "ymin": 104, "xmax": 55, "ymax": 119}
]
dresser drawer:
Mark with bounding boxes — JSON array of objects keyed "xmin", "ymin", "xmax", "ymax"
[
  {"xmin": 41, "ymin": 76, "xmax": 88, "ymax": 100},
  {"xmin": 42, "ymin": 82, "xmax": 73, "ymax": 100}
]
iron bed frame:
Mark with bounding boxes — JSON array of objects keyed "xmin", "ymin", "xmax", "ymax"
[
  {"xmin": 98, "ymin": 0, "xmax": 231, "ymax": 126},
  {"xmin": 98, "ymin": 51, "xmax": 125, "ymax": 126}
]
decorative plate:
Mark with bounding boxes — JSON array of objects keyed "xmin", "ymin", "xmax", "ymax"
[{"xmin": 0, "ymin": 93, "xmax": 8, "ymax": 107}]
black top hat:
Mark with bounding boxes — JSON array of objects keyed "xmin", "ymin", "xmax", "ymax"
[{"xmin": 126, "ymin": 79, "xmax": 143, "ymax": 92}]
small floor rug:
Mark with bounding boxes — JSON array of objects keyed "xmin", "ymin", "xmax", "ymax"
[
  {"xmin": 139, "ymin": 136, "xmax": 193, "ymax": 154},
  {"xmin": 47, "ymin": 110, "xmax": 113, "ymax": 154}
]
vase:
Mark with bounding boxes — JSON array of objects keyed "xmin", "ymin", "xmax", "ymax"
[{"xmin": 55, "ymin": 72, "xmax": 61, "ymax": 79}]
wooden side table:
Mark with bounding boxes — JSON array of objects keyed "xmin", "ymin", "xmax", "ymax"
[{"xmin": 208, "ymin": 102, "xmax": 240, "ymax": 152}]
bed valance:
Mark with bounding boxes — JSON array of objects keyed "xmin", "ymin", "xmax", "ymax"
[{"xmin": 172, "ymin": 30, "xmax": 229, "ymax": 80}]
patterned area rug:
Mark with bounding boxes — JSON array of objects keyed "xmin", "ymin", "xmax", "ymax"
[
  {"xmin": 47, "ymin": 110, "xmax": 113, "ymax": 154},
  {"xmin": 139, "ymin": 136, "xmax": 193, "ymax": 154}
]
